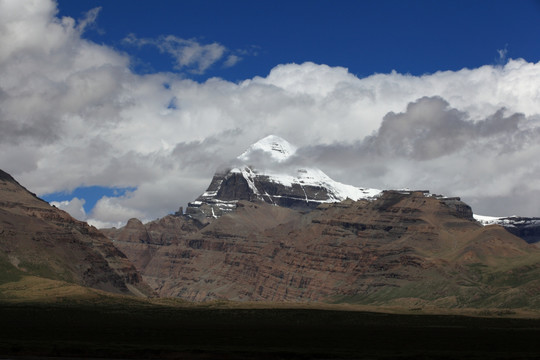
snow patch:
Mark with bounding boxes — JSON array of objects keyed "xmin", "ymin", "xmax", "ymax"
[
  {"xmin": 236, "ymin": 136, "xmax": 381, "ymax": 201},
  {"xmin": 240, "ymin": 166, "xmax": 260, "ymax": 195},
  {"xmin": 474, "ymin": 214, "xmax": 540, "ymax": 227},
  {"xmin": 473, "ymin": 214, "xmax": 503, "ymax": 225}
]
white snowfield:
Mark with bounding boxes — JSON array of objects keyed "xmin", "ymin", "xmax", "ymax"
[
  {"xmin": 234, "ymin": 135, "xmax": 382, "ymax": 202},
  {"xmin": 473, "ymin": 214, "xmax": 505, "ymax": 225},
  {"xmin": 473, "ymin": 214, "xmax": 540, "ymax": 227}
]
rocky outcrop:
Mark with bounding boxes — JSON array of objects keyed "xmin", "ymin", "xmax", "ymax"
[
  {"xmin": 102, "ymin": 214, "xmax": 203, "ymax": 275},
  {"xmin": 107, "ymin": 191, "xmax": 540, "ymax": 308},
  {"xmin": 0, "ymin": 169, "xmax": 153, "ymax": 296}
]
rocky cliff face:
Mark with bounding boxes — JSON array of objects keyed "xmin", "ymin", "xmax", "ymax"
[
  {"xmin": 101, "ymin": 214, "xmax": 204, "ymax": 279},
  {"xmin": 0, "ymin": 169, "xmax": 153, "ymax": 296},
  {"xmin": 107, "ymin": 190, "xmax": 540, "ymax": 308}
]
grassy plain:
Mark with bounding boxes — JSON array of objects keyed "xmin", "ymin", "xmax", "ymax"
[
  {"xmin": 1, "ymin": 295, "xmax": 540, "ymax": 359},
  {"xmin": 1, "ymin": 267, "xmax": 540, "ymax": 359}
]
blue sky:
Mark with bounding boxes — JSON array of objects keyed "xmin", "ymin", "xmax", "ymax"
[
  {"xmin": 3, "ymin": 0, "xmax": 540, "ymax": 226},
  {"xmin": 57, "ymin": 0, "xmax": 540, "ymax": 80},
  {"xmin": 42, "ymin": 186, "xmax": 135, "ymax": 214}
]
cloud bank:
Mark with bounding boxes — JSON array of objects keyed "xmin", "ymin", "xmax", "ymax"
[{"xmin": 2, "ymin": 0, "xmax": 540, "ymax": 227}]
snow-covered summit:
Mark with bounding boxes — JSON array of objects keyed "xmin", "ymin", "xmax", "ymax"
[
  {"xmin": 235, "ymin": 135, "xmax": 381, "ymax": 202},
  {"xmin": 238, "ymin": 135, "xmax": 297, "ymax": 163}
]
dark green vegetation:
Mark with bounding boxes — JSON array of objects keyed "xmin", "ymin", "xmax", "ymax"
[{"xmin": 1, "ymin": 300, "xmax": 540, "ymax": 360}]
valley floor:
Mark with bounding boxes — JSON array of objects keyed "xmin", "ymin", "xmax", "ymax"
[{"xmin": 1, "ymin": 300, "xmax": 540, "ymax": 360}]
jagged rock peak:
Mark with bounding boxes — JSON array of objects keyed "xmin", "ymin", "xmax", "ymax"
[{"xmin": 238, "ymin": 135, "xmax": 297, "ymax": 163}]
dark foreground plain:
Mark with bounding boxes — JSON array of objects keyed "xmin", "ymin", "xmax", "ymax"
[{"xmin": 1, "ymin": 300, "xmax": 540, "ymax": 360}]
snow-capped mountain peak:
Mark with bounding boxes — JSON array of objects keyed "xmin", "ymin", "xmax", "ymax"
[
  {"xmin": 186, "ymin": 135, "xmax": 381, "ymax": 222},
  {"xmin": 238, "ymin": 135, "xmax": 297, "ymax": 163}
]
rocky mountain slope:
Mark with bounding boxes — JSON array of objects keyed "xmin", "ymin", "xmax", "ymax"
[
  {"xmin": 106, "ymin": 190, "xmax": 540, "ymax": 308},
  {"xmin": 0, "ymin": 169, "xmax": 152, "ymax": 297}
]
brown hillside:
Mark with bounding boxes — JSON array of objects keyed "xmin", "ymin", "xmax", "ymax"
[{"xmin": 108, "ymin": 191, "xmax": 540, "ymax": 308}]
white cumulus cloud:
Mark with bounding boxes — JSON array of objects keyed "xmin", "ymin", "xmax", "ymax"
[{"xmin": 50, "ymin": 197, "xmax": 87, "ymax": 221}]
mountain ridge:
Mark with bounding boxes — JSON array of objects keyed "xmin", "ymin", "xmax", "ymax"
[
  {"xmin": 106, "ymin": 190, "xmax": 540, "ymax": 308},
  {"xmin": 0, "ymin": 169, "xmax": 153, "ymax": 298},
  {"xmin": 475, "ymin": 214, "xmax": 540, "ymax": 245}
]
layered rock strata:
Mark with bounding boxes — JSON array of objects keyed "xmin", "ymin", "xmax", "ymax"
[{"xmin": 107, "ymin": 191, "xmax": 540, "ymax": 308}]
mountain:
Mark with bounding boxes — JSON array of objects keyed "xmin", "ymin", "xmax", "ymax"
[
  {"xmin": 187, "ymin": 135, "xmax": 540, "ymax": 246},
  {"xmin": 185, "ymin": 135, "xmax": 381, "ymax": 223},
  {"xmin": 0, "ymin": 169, "xmax": 153, "ymax": 298},
  {"xmin": 107, "ymin": 189, "xmax": 540, "ymax": 309},
  {"xmin": 102, "ymin": 136, "xmax": 540, "ymax": 308}
]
